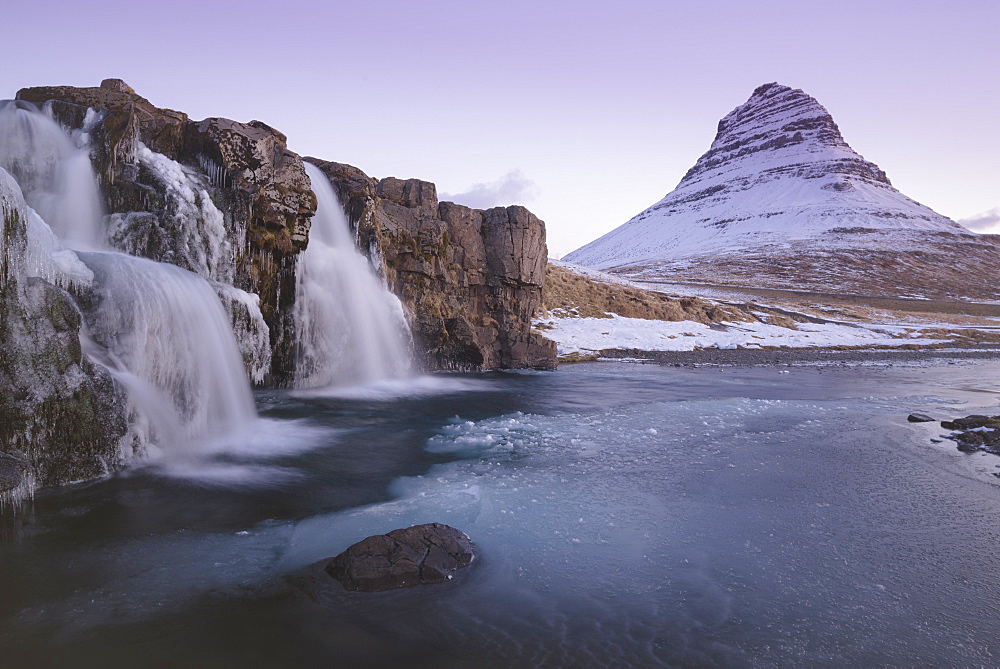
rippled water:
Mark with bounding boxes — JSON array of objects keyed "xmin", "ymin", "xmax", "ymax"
[{"xmin": 2, "ymin": 361, "xmax": 998, "ymax": 667}]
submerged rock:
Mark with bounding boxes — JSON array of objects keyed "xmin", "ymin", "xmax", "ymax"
[
  {"xmin": 907, "ymin": 413, "xmax": 935, "ymax": 423},
  {"xmin": 325, "ymin": 523, "xmax": 477, "ymax": 592}
]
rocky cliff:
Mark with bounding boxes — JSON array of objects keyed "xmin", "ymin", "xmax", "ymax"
[
  {"xmin": 0, "ymin": 79, "xmax": 556, "ymax": 502},
  {"xmin": 12, "ymin": 79, "xmax": 555, "ymax": 378},
  {"xmin": 16, "ymin": 79, "xmax": 316, "ymax": 383},
  {"xmin": 306, "ymin": 159, "xmax": 556, "ymax": 370}
]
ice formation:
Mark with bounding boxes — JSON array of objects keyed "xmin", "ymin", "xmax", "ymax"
[
  {"xmin": 1, "ymin": 101, "xmax": 261, "ymax": 483},
  {"xmin": 108, "ymin": 143, "xmax": 235, "ymax": 284}
]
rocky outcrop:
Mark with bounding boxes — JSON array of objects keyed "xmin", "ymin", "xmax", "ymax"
[
  {"xmin": 324, "ymin": 523, "xmax": 478, "ymax": 592},
  {"xmin": 16, "ymin": 79, "xmax": 316, "ymax": 383},
  {"xmin": 307, "ymin": 158, "xmax": 556, "ymax": 370},
  {"xmin": 0, "ymin": 279, "xmax": 132, "ymax": 491},
  {"xmin": 940, "ymin": 415, "xmax": 1000, "ymax": 455}
]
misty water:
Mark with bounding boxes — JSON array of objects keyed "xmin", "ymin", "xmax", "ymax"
[{"xmin": 2, "ymin": 360, "xmax": 999, "ymax": 667}]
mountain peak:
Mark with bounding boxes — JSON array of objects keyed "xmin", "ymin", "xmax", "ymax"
[
  {"xmin": 685, "ymin": 82, "xmax": 873, "ymax": 188},
  {"xmin": 751, "ymin": 81, "xmax": 786, "ymax": 96},
  {"xmin": 565, "ymin": 83, "xmax": 964, "ymax": 272}
]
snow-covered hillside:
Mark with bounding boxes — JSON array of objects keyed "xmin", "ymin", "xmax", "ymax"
[{"xmin": 566, "ymin": 83, "xmax": 967, "ymax": 271}]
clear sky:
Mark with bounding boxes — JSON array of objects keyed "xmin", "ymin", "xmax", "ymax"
[{"xmin": 3, "ymin": 0, "xmax": 998, "ymax": 256}]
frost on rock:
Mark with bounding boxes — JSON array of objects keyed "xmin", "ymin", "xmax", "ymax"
[
  {"xmin": 213, "ymin": 282, "xmax": 272, "ymax": 385},
  {"xmin": 108, "ymin": 143, "xmax": 235, "ymax": 284}
]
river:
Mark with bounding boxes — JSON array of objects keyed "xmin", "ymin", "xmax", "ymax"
[{"xmin": 1, "ymin": 360, "xmax": 998, "ymax": 667}]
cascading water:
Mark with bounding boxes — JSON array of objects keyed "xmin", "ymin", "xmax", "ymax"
[
  {"xmin": 0, "ymin": 100, "xmax": 105, "ymax": 250},
  {"xmin": 105, "ymin": 141, "xmax": 273, "ymax": 382},
  {"xmin": 294, "ymin": 163, "xmax": 412, "ymax": 388},
  {"xmin": 80, "ymin": 252, "xmax": 257, "ymax": 448},
  {"xmin": 0, "ymin": 100, "xmax": 260, "ymax": 462}
]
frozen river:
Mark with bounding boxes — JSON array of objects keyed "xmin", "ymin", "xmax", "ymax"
[{"xmin": 2, "ymin": 360, "xmax": 998, "ymax": 667}]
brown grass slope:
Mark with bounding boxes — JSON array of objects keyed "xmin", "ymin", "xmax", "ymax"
[{"xmin": 541, "ymin": 264, "xmax": 799, "ymax": 328}]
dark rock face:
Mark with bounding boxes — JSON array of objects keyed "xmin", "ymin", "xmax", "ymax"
[
  {"xmin": 307, "ymin": 158, "xmax": 556, "ymax": 371},
  {"xmin": 0, "ymin": 280, "xmax": 131, "ymax": 489},
  {"xmin": 325, "ymin": 523, "xmax": 477, "ymax": 592},
  {"xmin": 16, "ymin": 81, "xmax": 316, "ymax": 384},
  {"xmin": 0, "ymin": 453, "xmax": 28, "ymax": 495},
  {"xmin": 907, "ymin": 413, "xmax": 935, "ymax": 423},
  {"xmin": 940, "ymin": 415, "xmax": 1000, "ymax": 431}
]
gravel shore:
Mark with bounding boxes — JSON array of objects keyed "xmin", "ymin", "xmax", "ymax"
[{"xmin": 598, "ymin": 346, "xmax": 1000, "ymax": 367}]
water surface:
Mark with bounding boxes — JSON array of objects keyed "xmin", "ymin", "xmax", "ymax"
[{"xmin": 2, "ymin": 361, "xmax": 998, "ymax": 667}]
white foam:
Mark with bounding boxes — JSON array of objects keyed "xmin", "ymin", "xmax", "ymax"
[{"xmin": 291, "ymin": 373, "xmax": 497, "ymax": 401}]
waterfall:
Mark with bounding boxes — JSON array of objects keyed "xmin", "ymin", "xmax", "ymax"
[
  {"xmin": 0, "ymin": 100, "xmax": 259, "ymax": 459},
  {"xmin": 294, "ymin": 163, "xmax": 412, "ymax": 388},
  {"xmin": 0, "ymin": 100, "xmax": 106, "ymax": 250},
  {"xmin": 80, "ymin": 252, "xmax": 258, "ymax": 448}
]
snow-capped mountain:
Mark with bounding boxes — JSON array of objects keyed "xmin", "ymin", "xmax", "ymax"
[{"xmin": 564, "ymin": 83, "xmax": 999, "ymax": 298}]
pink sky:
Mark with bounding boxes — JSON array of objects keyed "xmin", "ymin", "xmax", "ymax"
[{"xmin": 3, "ymin": 0, "xmax": 997, "ymax": 255}]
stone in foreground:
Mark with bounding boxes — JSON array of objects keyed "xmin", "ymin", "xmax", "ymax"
[{"xmin": 325, "ymin": 523, "xmax": 477, "ymax": 592}]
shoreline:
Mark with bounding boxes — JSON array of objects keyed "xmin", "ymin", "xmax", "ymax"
[{"xmin": 592, "ymin": 345, "xmax": 1000, "ymax": 367}]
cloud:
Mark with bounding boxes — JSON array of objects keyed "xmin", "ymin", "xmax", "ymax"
[
  {"xmin": 440, "ymin": 170, "xmax": 540, "ymax": 210},
  {"xmin": 958, "ymin": 208, "xmax": 1000, "ymax": 234}
]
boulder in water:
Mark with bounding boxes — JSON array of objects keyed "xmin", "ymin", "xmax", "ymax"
[
  {"xmin": 940, "ymin": 414, "xmax": 1000, "ymax": 455},
  {"xmin": 907, "ymin": 413, "xmax": 935, "ymax": 423},
  {"xmin": 940, "ymin": 415, "xmax": 1000, "ymax": 431},
  {"xmin": 325, "ymin": 523, "xmax": 477, "ymax": 592}
]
